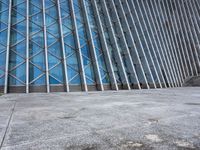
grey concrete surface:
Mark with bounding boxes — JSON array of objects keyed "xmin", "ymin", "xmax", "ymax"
[{"xmin": 0, "ymin": 87, "xmax": 200, "ymax": 150}]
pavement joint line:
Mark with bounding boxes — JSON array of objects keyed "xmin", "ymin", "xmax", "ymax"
[{"xmin": 0, "ymin": 100, "xmax": 17, "ymax": 150}]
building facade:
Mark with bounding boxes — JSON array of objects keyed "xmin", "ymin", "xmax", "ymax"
[{"xmin": 0, "ymin": 0, "xmax": 200, "ymax": 93}]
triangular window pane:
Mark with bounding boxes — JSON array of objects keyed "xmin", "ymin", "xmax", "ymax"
[
  {"xmin": 9, "ymin": 51, "xmax": 25, "ymax": 69},
  {"xmin": 30, "ymin": 52, "xmax": 45, "ymax": 70},
  {"xmin": 10, "ymin": 63, "xmax": 26, "ymax": 84},
  {"xmin": 48, "ymin": 42, "xmax": 62, "ymax": 58},
  {"xmin": 69, "ymin": 75, "xmax": 81, "ymax": 84},
  {"xmin": 49, "ymin": 76, "xmax": 60, "ymax": 84},
  {"xmin": 29, "ymin": 64, "xmax": 43, "ymax": 81},
  {"xmin": 64, "ymin": 34, "xmax": 75, "ymax": 48},
  {"xmin": 31, "ymin": 32, "xmax": 44, "ymax": 47},
  {"xmin": 30, "ymin": 74, "xmax": 46, "ymax": 85},
  {"xmin": 49, "ymin": 64, "xmax": 64, "ymax": 83},
  {"xmin": 11, "ymin": 40, "xmax": 26, "ymax": 57},
  {"xmin": 0, "ymin": 30, "xmax": 7, "ymax": 45},
  {"xmin": 48, "ymin": 54, "xmax": 60, "ymax": 69}
]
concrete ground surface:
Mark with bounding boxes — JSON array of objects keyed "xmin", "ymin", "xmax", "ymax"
[{"xmin": 0, "ymin": 87, "xmax": 200, "ymax": 150}]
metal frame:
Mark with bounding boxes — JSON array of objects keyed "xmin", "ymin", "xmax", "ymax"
[
  {"xmin": 69, "ymin": 0, "xmax": 88, "ymax": 91},
  {"xmin": 80, "ymin": 0, "xmax": 104, "ymax": 91},
  {"xmin": 175, "ymin": 0, "xmax": 198, "ymax": 76},
  {"xmin": 56, "ymin": 0, "xmax": 69, "ymax": 92},
  {"xmin": 152, "ymin": 0, "xmax": 178, "ymax": 87},
  {"xmin": 193, "ymin": 0, "xmax": 200, "ymax": 36},
  {"xmin": 115, "ymin": 0, "xmax": 149, "ymax": 89},
  {"xmin": 26, "ymin": 0, "xmax": 29, "ymax": 93},
  {"xmin": 164, "ymin": 0, "xmax": 185, "ymax": 83},
  {"xmin": 91, "ymin": 0, "xmax": 118, "ymax": 90},
  {"xmin": 143, "ymin": 0, "xmax": 173, "ymax": 87},
  {"xmin": 171, "ymin": 0, "xmax": 194, "ymax": 77},
  {"xmin": 159, "ymin": 0, "xmax": 182, "ymax": 86},
  {"xmin": 128, "ymin": 0, "xmax": 158, "ymax": 88},
  {"xmin": 153, "ymin": 0, "xmax": 179, "ymax": 87},
  {"xmin": 4, "ymin": 0, "xmax": 12, "ymax": 94},
  {"xmin": 2, "ymin": 0, "xmax": 199, "ymax": 93},
  {"xmin": 169, "ymin": 0, "xmax": 189, "ymax": 78},
  {"xmin": 134, "ymin": 0, "xmax": 162, "ymax": 88},
  {"xmin": 42, "ymin": 0, "xmax": 50, "ymax": 93},
  {"xmin": 121, "ymin": 1, "xmax": 149, "ymax": 89},
  {"xmin": 182, "ymin": 0, "xmax": 200, "ymax": 74},
  {"xmin": 111, "ymin": 0, "xmax": 142, "ymax": 89},
  {"xmin": 191, "ymin": 0, "xmax": 200, "ymax": 64},
  {"xmin": 194, "ymin": 0, "xmax": 200, "ymax": 68},
  {"xmin": 108, "ymin": 0, "xmax": 142, "ymax": 89},
  {"xmin": 100, "ymin": 0, "xmax": 131, "ymax": 90},
  {"xmin": 135, "ymin": 0, "xmax": 166, "ymax": 88},
  {"xmin": 191, "ymin": 0, "xmax": 200, "ymax": 43}
]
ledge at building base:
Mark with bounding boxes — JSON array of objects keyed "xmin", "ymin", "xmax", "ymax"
[{"xmin": 183, "ymin": 76, "xmax": 200, "ymax": 87}]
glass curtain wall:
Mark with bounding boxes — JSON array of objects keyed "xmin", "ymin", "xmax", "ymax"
[
  {"xmin": 29, "ymin": 0, "xmax": 46, "ymax": 90},
  {"xmin": 1, "ymin": 0, "xmax": 200, "ymax": 93},
  {"xmin": 9, "ymin": 0, "xmax": 26, "ymax": 91}
]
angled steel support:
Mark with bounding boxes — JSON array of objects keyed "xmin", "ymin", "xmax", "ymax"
[
  {"xmin": 142, "ymin": 0, "xmax": 173, "ymax": 87},
  {"xmin": 135, "ymin": 0, "xmax": 166, "ymax": 88},
  {"xmin": 108, "ymin": 0, "xmax": 142, "ymax": 89},
  {"xmin": 190, "ymin": 0, "xmax": 200, "ymax": 67},
  {"xmin": 164, "ymin": 0, "xmax": 185, "ymax": 83},
  {"xmin": 148, "ymin": 0, "xmax": 176, "ymax": 87},
  {"xmin": 115, "ymin": 0, "xmax": 151, "ymax": 89},
  {"xmin": 154, "ymin": 0, "xmax": 179, "ymax": 87},
  {"xmin": 26, "ymin": 0, "xmax": 29, "ymax": 93},
  {"xmin": 190, "ymin": 0, "xmax": 200, "ymax": 43},
  {"xmin": 159, "ymin": 0, "xmax": 183, "ymax": 86},
  {"xmin": 113, "ymin": 0, "xmax": 143, "ymax": 89},
  {"xmin": 128, "ymin": 0, "xmax": 159, "ymax": 88},
  {"xmin": 80, "ymin": 0, "xmax": 104, "ymax": 91},
  {"xmin": 183, "ymin": 0, "xmax": 200, "ymax": 74},
  {"xmin": 91, "ymin": 0, "xmax": 118, "ymax": 90},
  {"xmin": 4, "ymin": 0, "xmax": 12, "ymax": 94},
  {"xmin": 175, "ymin": 0, "xmax": 198, "ymax": 76},
  {"xmin": 172, "ymin": 0, "xmax": 194, "ymax": 77},
  {"xmin": 69, "ymin": 0, "xmax": 88, "ymax": 91},
  {"xmin": 121, "ymin": 1, "xmax": 150, "ymax": 89},
  {"xmin": 100, "ymin": 0, "xmax": 131, "ymax": 90},
  {"xmin": 42, "ymin": 0, "xmax": 50, "ymax": 93},
  {"xmin": 56, "ymin": 0, "xmax": 69, "ymax": 92},
  {"xmin": 168, "ymin": 0, "xmax": 190, "ymax": 78},
  {"xmin": 151, "ymin": 0, "xmax": 178, "ymax": 87}
]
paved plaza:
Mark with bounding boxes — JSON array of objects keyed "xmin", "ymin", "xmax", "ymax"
[{"xmin": 0, "ymin": 87, "xmax": 200, "ymax": 150}]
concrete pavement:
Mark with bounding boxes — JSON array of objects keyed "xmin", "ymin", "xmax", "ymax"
[{"xmin": 0, "ymin": 87, "xmax": 200, "ymax": 150}]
